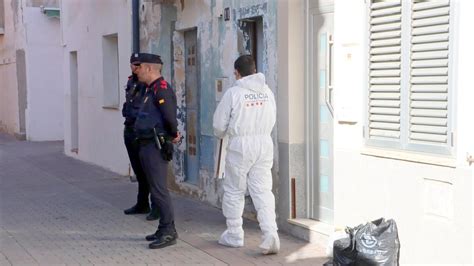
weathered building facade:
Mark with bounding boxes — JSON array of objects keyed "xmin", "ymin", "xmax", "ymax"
[
  {"xmin": 58, "ymin": 0, "xmax": 472, "ymax": 264},
  {"xmin": 139, "ymin": 0, "xmax": 280, "ymax": 216},
  {"xmin": 138, "ymin": 0, "xmax": 473, "ymax": 263},
  {"xmin": 0, "ymin": 0, "xmax": 63, "ymax": 141}
]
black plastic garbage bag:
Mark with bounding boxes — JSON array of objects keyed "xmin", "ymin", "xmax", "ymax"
[
  {"xmin": 333, "ymin": 218, "xmax": 400, "ymax": 266},
  {"xmin": 333, "ymin": 226, "xmax": 358, "ymax": 265}
]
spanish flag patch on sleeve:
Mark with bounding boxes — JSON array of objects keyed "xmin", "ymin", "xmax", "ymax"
[{"xmin": 158, "ymin": 99, "xmax": 165, "ymax": 104}]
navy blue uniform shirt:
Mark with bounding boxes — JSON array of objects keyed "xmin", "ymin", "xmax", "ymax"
[
  {"xmin": 122, "ymin": 74, "xmax": 147, "ymax": 126},
  {"xmin": 135, "ymin": 77, "xmax": 178, "ymax": 139}
]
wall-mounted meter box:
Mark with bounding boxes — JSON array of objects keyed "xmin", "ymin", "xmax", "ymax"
[{"xmin": 215, "ymin": 77, "xmax": 229, "ymax": 101}]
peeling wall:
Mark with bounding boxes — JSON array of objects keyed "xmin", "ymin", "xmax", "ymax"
[
  {"xmin": 139, "ymin": 0, "xmax": 176, "ymax": 84},
  {"xmin": 140, "ymin": 0, "xmax": 278, "ymax": 210}
]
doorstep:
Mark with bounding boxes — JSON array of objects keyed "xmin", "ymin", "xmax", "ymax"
[{"xmin": 286, "ymin": 218, "xmax": 334, "ymax": 247}]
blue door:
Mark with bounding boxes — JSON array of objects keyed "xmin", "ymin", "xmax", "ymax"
[{"xmin": 184, "ymin": 29, "xmax": 200, "ymax": 185}]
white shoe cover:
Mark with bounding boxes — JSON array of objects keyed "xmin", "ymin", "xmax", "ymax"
[
  {"xmin": 259, "ymin": 233, "xmax": 280, "ymax": 255},
  {"xmin": 218, "ymin": 229, "xmax": 244, "ymax": 248}
]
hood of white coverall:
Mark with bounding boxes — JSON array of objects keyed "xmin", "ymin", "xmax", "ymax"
[
  {"xmin": 213, "ymin": 73, "xmax": 276, "ymax": 138},
  {"xmin": 236, "ymin": 72, "xmax": 266, "ymax": 92}
]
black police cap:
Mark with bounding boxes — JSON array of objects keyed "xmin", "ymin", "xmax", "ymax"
[
  {"xmin": 137, "ymin": 53, "xmax": 163, "ymax": 64},
  {"xmin": 130, "ymin": 53, "xmax": 140, "ymax": 64}
]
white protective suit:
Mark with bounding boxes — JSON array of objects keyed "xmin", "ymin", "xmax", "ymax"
[{"xmin": 213, "ymin": 73, "xmax": 280, "ymax": 254}]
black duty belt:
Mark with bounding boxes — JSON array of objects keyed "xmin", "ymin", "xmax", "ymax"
[
  {"xmin": 124, "ymin": 126, "xmax": 135, "ymax": 132},
  {"xmin": 137, "ymin": 138, "xmax": 154, "ymax": 146}
]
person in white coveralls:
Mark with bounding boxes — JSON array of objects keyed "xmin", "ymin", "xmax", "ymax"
[{"xmin": 212, "ymin": 55, "xmax": 279, "ymax": 255}]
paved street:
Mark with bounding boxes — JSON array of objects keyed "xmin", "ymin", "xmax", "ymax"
[{"xmin": 0, "ymin": 134, "xmax": 328, "ymax": 265}]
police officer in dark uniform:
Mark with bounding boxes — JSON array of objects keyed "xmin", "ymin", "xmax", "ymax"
[
  {"xmin": 133, "ymin": 53, "xmax": 180, "ymax": 249},
  {"xmin": 122, "ymin": 53, "xmax": 160, "ymax": 221}
]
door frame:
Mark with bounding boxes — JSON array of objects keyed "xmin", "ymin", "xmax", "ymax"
[
  {"xmin": 304, "ymin": 0, "xmax": 334, "ymax": 222},
  {"xmin": 69, "ymin": 51, "xmax": 79, "ymax": 153},
  {"xmin": 183, "ymin": 28, "xmax": 201, "ymax": 185}
]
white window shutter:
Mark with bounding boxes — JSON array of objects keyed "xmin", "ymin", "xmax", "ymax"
[
  {"xmin": 369, "ymin": 1, "xmax": 402, "ymax": 140},
  {"xmin": 410, "ymin": 0, "xmax": 450, "ymax": 145}
]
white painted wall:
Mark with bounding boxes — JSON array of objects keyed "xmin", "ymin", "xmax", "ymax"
[
  {"xmin": 0, "ymin": 0, "xmax": 24, "ymax": 136},
  {"xmin": 333, "ymin": 0, "xmax": 472, "ymax": 264},
  {"xmin": 61, "ymin": 0, "xmax": 132, "ymax": 175},
  {"xmin": 1, "ymin": 1, "xmax": 63, "ymax": 140},
  {"xmin": 277, "ymin": 0, "xmax": 305, "ymax": 145},
  {"xmin": 456, "ymin": 1, "xmax": 474, "ymax": 262},
  {"xmin": 24, "ymin": 7, "xmax": 63, "ymax": 141}
]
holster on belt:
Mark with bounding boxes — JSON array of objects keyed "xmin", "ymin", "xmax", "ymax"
[{"xmin": 153, "ymin": 128, "xmax": 173, "ymax": 161}]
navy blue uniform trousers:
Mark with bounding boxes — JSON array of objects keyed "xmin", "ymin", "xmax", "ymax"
[
  {"xmin": 139, "ymin": 142, "xmax": 175, "ymax": 233},
  {"xmin": 124, "ymin": 127, "xmax": 151, "ymax": 208}
]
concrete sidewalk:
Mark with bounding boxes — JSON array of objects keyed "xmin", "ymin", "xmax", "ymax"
[{"xmin": 0, "ymin": 134, "xmax": 328, "ymax": 265}]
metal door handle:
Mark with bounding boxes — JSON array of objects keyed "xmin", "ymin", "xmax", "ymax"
[
  {"xmin": 467, "ymin": 153, "xmax": 473, "ymax": 166},
  {"xmin": 326, "ymin": 34, "xmax": 334, "ymax": 115}
]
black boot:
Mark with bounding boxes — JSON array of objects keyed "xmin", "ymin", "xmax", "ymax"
[
  {"xmin": 149, "ymin": 230, "xmax": 178, "ymax": 249},
  {"xmin": 145, "ymin": 229, "xmax": 178, "ymax": 241},
  {"xmin": 146, "ymin": 208, "xmax": 160, "ymax": 221},
  {"xmin": 123, "ymin": 204, "xmax": 150, "ymax": 215},
  {"xmin": 146, "ymin": 230, "xmax": 160, "ymax": 241}
]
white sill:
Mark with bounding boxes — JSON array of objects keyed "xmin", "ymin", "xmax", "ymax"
[
  {"xmin": 287, "ymin": 218, "xmax": 334, "ymax": 236},
  {"xmin": 361, "ymin": 147, "xmax": 456, "ymax": 168}
]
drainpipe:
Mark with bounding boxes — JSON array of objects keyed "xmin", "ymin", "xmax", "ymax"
[{"xmin": 132, "ymin": 0, "xmax": 140, "ymax": 53}]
